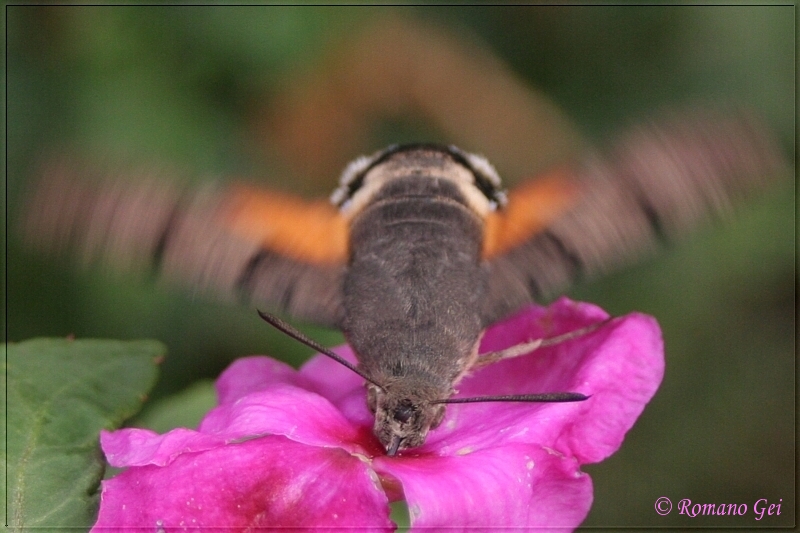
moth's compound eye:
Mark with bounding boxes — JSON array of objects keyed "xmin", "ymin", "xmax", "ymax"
[{"xmin": 393, "ymin": 402, "xmax": 415, "ymax": 424}]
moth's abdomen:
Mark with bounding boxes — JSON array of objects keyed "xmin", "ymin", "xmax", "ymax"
[{"xmin": 343, "ymin": 176, "xmax": 486, "ymax": 385}]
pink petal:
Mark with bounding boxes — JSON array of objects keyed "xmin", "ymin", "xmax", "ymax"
[
  {"xmin": 319, "ymin": 384, "xmax": 375, "ymax": 428},
  {"xmin": 374, "ymin": 443, "xmax": 592, "ymax": 531},
  {"xmin": 299, "ymin": 342, "xmax": 378, "ymax": 427},
  {"xmin": 198, "ymin": 384, "xmax": 381, "ymax": 455},
  {"xmin": 419, "ymin": 300, "xmax": 664, "ymax": 464},
  {"xmin": 215, "ymin": 354, "xmax": 374, "ymax": 429},
  {"xmin": 93, "ymin": 435, "xmax": 394, "ymax": 532},
  {"xmin": 215, "ymin": 356, "xmax": 317, "ymax": 405},
  {"xmin": 554, "ymin": 311, "xmax": 664, "ymax": 463},
  {"xmin": 299, "ymin": 344, "xmax": 365, "ymax": 404},
  {"xmin": 100, "ymin": 428, "xmax": 227, "ymax": 467}
]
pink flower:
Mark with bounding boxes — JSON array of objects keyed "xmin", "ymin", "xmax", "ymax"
[{"xmin": 93, "ymin": 298, "xmax": 664, "ymax": 531}]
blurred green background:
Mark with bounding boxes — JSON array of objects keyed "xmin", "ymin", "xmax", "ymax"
[{"xmin": 6, "ymin": 5, "xmax": 794, "ymax": 528}]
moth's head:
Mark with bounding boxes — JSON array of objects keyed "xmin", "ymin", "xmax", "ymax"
[{"xmin": 367, "ymin": 381, "xmax": 447, "ymax": 455}]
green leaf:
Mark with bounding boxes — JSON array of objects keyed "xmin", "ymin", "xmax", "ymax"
[{"xmin": 4, "ymin": 338, "xmax": 163, "ymax": 530}]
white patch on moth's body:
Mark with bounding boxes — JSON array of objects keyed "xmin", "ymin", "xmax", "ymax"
[
  {"xmin": 335, "ymin": 156, "xmax": 496, "ymax": 219},
  {"xmin": 459, "ymin": 150, "xmax": 502, "ymax": 188},
  {"xmin": 329, "ymin": 155, "xmax": 373, "ymax": 207}
]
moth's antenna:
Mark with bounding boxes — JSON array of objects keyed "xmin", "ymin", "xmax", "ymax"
[
  {"xmin": 431, "ymin": 392, "xmax": 589, "ymax": 405},
  {"xmin": 257, "ymin": 310, "xmax": 384, "ymax": 389}
]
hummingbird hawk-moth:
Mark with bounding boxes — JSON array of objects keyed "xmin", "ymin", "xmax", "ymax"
[{"xmin": 22, "ymin": 109, "xmax": 786, "ymax": 454}]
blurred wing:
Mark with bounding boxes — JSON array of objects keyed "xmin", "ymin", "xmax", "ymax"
[
  {"xmin": 481, "ymin": 108, "xmax": 788, "ymax": 326},
  {"xmin": 22, "ymin": 164, "xmax": 348, "ymax": 327}
]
